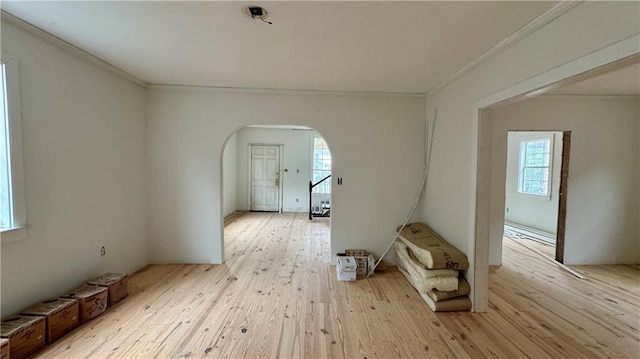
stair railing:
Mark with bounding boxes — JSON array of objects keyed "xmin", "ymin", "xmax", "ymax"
[{"xmin": 309, "ymin": 175, "xmax": 331, "ymax": 220}]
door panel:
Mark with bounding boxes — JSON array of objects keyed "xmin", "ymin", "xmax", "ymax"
[{"xmin": 251, "ymin": 145, "xmax": 280, "ymax": 211}]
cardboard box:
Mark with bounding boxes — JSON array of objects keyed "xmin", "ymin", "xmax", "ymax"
[
  {"xmin": 345, "ymin": 249, "xmax": 370, "ymax": 276},
  {"xmin": 1, "ymin": 316, "xmax": 45, "ymax": 359},
  {"xmin": 21, "ymin": 298, "xmax": 79, "ymax": 343},
  {"xmin": 88, "ymin": 273, "xmax": 128, "ymax": 306},
  {"xmin": 61, "ymin": 285, "xmax": 108, "ymax": 323},
  {"xmin": 0, "ymin": 338, "xmax": 9, "ymax": 359},
  {"xmin": 336, "ymin": 256, "xmax": 357, "ymax": 281}
]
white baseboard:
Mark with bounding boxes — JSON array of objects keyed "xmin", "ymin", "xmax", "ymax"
[{"xmin": 504, "ymin": 221, "xmax": 556, "ymax": 245}]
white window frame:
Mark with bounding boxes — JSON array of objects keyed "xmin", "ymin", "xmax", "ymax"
[
  {"xmin": 1, "ymin": 53, "xmax": 27, "ymax": 244},
  {"xmin": 311, "ymin": 136, "xmax": 331, "ymax": 194},
  {"xmin": 517, "ymin": 134, "xmax": 553, "ymax": 199}
]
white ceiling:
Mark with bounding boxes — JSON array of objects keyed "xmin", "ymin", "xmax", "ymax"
[
  {"xmin": 548, "ymin": 63, "xmax": 640, "ymax": 95},
  {"xmin": 1, "ymin": 1, "xmax": 557, "ymax": 93}
]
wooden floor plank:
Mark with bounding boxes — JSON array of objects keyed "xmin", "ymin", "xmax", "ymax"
[{"xmin": 31, "ymin": 212, "xmax": 639, "ymax": 358}]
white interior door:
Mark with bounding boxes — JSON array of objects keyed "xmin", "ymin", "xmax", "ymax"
[{"xmin": 251, "ymin": 145, "xmax": 280, "ymax": 212}]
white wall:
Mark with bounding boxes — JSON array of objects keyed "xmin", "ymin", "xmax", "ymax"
[
  {"xmin": 235, "ymin": 127, "xmax": 315, "ymax": 213},
  {"xmin": 0, "ymin": 22, "xmax": 148, "ymax": 317},
  {"xmin": 490, "ymin": 96, "xmax": 639, "ymax": 265},
  {"xmin": 146, "ymin": 87, "xmax": 425, "ymax": 264},
  {"xmin": 222, "ymin": 131, "xmax": 238, "ymax": 217},
  {"xmin": 504, "ymin": 131, "xmax": 562, "ymax": 235},
  {"xmin": 421, "ymin": 1, "xmax": 639, "ymax": 305}
]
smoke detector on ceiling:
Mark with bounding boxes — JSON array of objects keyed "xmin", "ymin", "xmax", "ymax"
[{"xmin": 246, "ymin": 6, "xmax": 272, "ymax": 25}]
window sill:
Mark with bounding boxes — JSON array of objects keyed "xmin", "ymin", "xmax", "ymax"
[
  {"xmin": 1, "ymin": 226, "xmax": 27, "ymax": 244},
  {"xmin": 514, "ymin": 191, "xmax": 552, "ymax": 201}
]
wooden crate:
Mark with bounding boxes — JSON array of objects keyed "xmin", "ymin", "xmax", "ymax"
[
  {"xmin": 61, "ymin": 285, "xmax": 108, "ymax": 323},
  {"xmin": 0, "ymin": 338, "xmax": 9, "ymax": 359},
  {"xmin": 21, "ymin": 298, "xmax": 79, "ymax": 343},
  {"xmin": 88, "ymin": 273, "xmax": 128, "ymax": 306},
  {"xmin": 1, "ymin": 316, "xmax": 45, "ymax": 359}
]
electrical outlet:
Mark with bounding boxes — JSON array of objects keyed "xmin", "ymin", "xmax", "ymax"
[
  {"xmin": 296, "ymin": 198, "xmax": 299, "ymax": 202},
  {"xmin": 100, "ymin": 246, "xmax": 106, "ymax": 256}
]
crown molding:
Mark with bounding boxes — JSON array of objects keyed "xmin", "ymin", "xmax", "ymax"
[
  {"xmin": 148, "ymin": 83, "xmax": 425, "ymax": 99},
  {"xmin": 1, "ymin": 10, "xmax": 148, "ymax": 88},
  {"xmin": 426, "ymin": 1, "xmax": 582, "ymax": 97},
  {"xmin": 2, "ymin": 1, "xmax": 584, "ymax": 97}
]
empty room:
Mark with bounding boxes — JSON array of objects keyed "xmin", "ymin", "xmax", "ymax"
[{"xmin": 0, "ymin": 1, "xmax": 638, "ymax": 358}]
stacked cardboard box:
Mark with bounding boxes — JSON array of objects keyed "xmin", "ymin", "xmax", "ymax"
[
  {"xmin": 21, "ymin": 298, "xmax": 79, "ymax": 343},
  {"xmin": 61, "ymin": 285, "xmax": 108, "ymax": 323},
  {"xmin": 88, "ymin": 273, "xmax": 128, "ymax": 306},
  {"xmin": 0, "ymin": 316, "xmax": 45, "ymax": 359},
  {"xmin": 344, "ymin": 249, "xmax": 376, "ymax": 277},
  {"xmin": 396, "ymin": 222, "xmax": 471, "ymax": 312},
  {"xmin": 336, "ymin": 256, "xmax": 357, "ymax": 281},
  {"xmin": 0, "ymin": 338, "xmax": 8, "ymax": 359},
  {"xmin": 0, "ymin": 272, "xmax": 127, "ymax": 358}
]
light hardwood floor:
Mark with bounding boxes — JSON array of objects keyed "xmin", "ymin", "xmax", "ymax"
[
  {"xmin": 508, "ymin": 235, "xmax": 556, "ymax": 259},
  {"xmin": 34, "ymin": 212, "xmax": 639, "ymax": 358}
]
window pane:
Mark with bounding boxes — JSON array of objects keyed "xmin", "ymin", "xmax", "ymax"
[
  {"xmin": 523, "ymin": 168, "xmax": 533, "ymax": 180},
  {"xmin": 526, "ymin": 142, "xmax": 536, "ymax": 152},
  {"xmin": 533, "ymin": 154, "xmax": 544, "ymax": 166},
  {"xmin": 0, "ymin": 64, "xmax": 12, "ymax": 229},
  {"xmin": 519, "ymin": 137, "xmax": 551, "ymax": 196}
]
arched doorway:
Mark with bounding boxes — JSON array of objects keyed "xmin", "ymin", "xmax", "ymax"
[{"xmin": 220, "ymin": 125, "xmax": 333, "ymax": 262}]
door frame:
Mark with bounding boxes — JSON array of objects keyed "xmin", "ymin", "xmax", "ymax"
[
  {"xmin": 470, "ymin": 35, "xmax": 639, "ymax": 312},
  {"xmin": 554, "ymin": 131, "xmax": 571, "ymax": 263},
  {"xmin": 503, "ymin": 130, "xmax": 570, "ymax": 261},
  {"xmin": 248, "ymin": 143, "xmax": 284, "ymax": 212}
]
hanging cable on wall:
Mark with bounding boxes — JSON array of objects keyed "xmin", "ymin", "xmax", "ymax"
[{"xmin": 367, "ymin": 108, "xmax": 438, "ymax": 277}]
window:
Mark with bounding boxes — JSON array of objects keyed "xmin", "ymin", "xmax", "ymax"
[
  {"xmin": 518, "ymin": 136, "xmax": 552, "ymax": 197},
  {"xmin": 1, "ymin": 54, "xmax": 26, "ymax": 243},
  {"xmin": 312, "ymin": 137, "xmax": 331, "ymax": 194},
  {"xmin": 0, "ymin": 64, "xmax": 11, "ymax": 229},
  {"xmin": 311, "ymin": 136, "xmax": 331, "ymax": 216}
]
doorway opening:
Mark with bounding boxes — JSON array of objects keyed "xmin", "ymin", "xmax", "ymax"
[
  {"xmin": 250, "ymin": 144, "xmax": 282, "ymax": 212},
  {"xmin": 503, "ymin": 131, "xmax": 568, "ymax": 263},
  {"xmin": 221, "ymin": 125, "xmax": 333, "ymax": 261},
  {"xmin": 472, "ymin": 39, "xmax": 639, "ymax": 311},
  {"xmin": 309, "ymin": 136, "xmax": 332, "ymax": 219}
]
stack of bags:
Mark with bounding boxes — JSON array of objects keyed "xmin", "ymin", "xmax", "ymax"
[{"xmin": 395, "ymin": 222, "xmax": 471, "ymax": 312}]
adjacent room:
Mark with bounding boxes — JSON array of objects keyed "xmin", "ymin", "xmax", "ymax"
[{"xmin": 0, "ymin": 1, "xmax": 638, "ymax": 358}]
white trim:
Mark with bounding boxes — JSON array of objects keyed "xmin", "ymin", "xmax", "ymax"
[
  {"xmin": 470, "ymin": 34, "xmax": 640, "ymax": 312},
  {"xmin": 426, "ymin": 1, "xmax": 581, "ymax": 97},
  {"xmin": 279, "ymin": 144, "xmax": 284, "ymax": 213},
  {"xmin": 1, "ymin": 54, "xmax": 26, "ymax": 244},
  {"xmin": 247, "ymin": 145, "xmax": 252, "ymax": 211},
  {"xmin": 504, "ymin": 221, "xmax": 556, "ymax": 245},
  {"xmin": 148, "ymin": 84, "xmax": 424, "ymax": 99},
  {"xmin": 476, "ymin": 35, "xmax": 640, "ymax": 109},
  {"xmin": 1, "ymin": 10, "xmax": 147, "ymax": 89},
  {"xmin": 245, "ymin": 125, "xmax": 314, "ymax": 131},
  {"xmin": 248, "ymin": 144, "xmax": 283, "ymax": 212},
  {"xmin": 517, "ymin": 134, "xmax": 554, "ymax": 198},
  {"xmin": 1, "ymin": 226, "xmax": 26, "ymax": 244}
]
